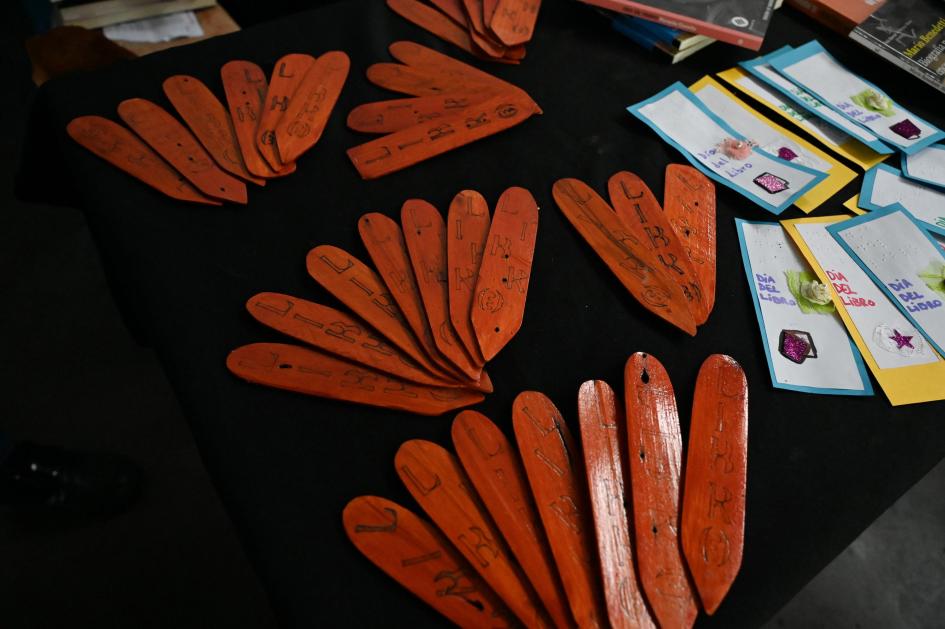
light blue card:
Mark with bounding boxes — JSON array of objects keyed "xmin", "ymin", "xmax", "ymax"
[
  {"xmin": 769, "ymin": 41, "xmax": 945, "ymax": 155},
  {"xmin": 859, "ymin": 164, "xmax": 945, "ymax": 237},
  {"xmin": 628, "ymin": 82, "xmax": 828, "ymax": 215},
  {"xmin": 903, "ymin": 143, "xmax": 945, "ymax": 190},
  {"xmin": 828, "ymin": 206, "xmax": 945, "ymax": 359},
  {"xmin": 740, "ymin": 46, "xmax": 894, "ymax": 156},
  {"xmin": 736, "ymin": 218, "xmax": 872, "ymax": 396}
]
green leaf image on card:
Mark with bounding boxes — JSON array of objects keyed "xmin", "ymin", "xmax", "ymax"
[
  {"xmin": 785, "ymin": 270, "xmax": 837, "ymax": 315},
  {"xmin": 919, "ymin": 262, "xmax": 945, "ymax": 297},
  {"xmin": 850, "ymin": 89, "xmax": 895, "ymax": 118}
]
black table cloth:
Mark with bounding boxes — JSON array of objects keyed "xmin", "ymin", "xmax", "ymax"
[{"xmin": 17, "ymin": 1, "xmax": 945, "ymax": 626}]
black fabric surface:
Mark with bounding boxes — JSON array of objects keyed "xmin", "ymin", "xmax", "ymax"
[{"xmin": 16, "ymin": 1, "xmax": 945, "ymax": 626}]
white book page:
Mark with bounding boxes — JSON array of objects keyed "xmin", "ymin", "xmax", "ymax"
[
  {"xmin": 867, "ymin": 167, "xmax": 945, "ymax": 232},
  {"xmin": 904, "ymin": 145, "xmax": 945, "ymax": 188}
]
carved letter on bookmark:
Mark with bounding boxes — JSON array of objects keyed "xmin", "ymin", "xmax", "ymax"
[
  {"xmin": 682, "ymin": 354, "xmax": 747, "ymax": 615},
  {"xmin": 220, "ymin": 61, "xmax": 294, "ymax": 179},
  {"xmin": 66, "ymin": 116, "xmax": 219, "ymax": 205},
  {"xmin": 402, "ymin": 199, "xmax": 483, "ymax": 380},
  {"xmin": 274, "ymin": 51, "xmax": 350, "ymax": 164},
  {"xmin": 347, "ymin": 92, "xmax": 540, "ymax": 179},
  {"xmin": 162, "ymin": 75, "xmax": 265, "ymax": 186},
  {"xmin": 447, "ymin": 190, "xmax": 490, "ymax": 365},
  {"xmin": 117, "ymin": 98, "xmax": 247, "ymax": 204},
  {"xmin": 256, "ymin": 53, "xmax": 314, "ymax": 170},
  {"xmin": 512, "ymin": 391, "xmax": 608, "ymax": 629},
  {"xmin": 347, "ymin": 94, "xmax": 491, "ymax": 134},
  {"xmin": 624, "ymin": 353, "xmax": 698, "ymax": 629},
  {"xmin": 577, "ymin": 381, "xmax": 656, "ymax": 629},
  {"xmin": 226, "ymin": 343, "xmax": 482, "ymax": 415},
  {"xmin": 489, "ymin": 0, "xmax": 541, "ymax": 47},
  {"xmin": 471, "ymin": 187, "xmax": 538, "ymax": 361},
  {"xmin": 664, "ymin": 164, "xmax": 717, "ymax": 319},
  {"xmin": 451, "ymin": 411, "xmax": 573, "ymax": 629},
  {"xmin": 608, "ymin": 171, "xmax": 709, "ymax": 325},
  {"xmin": 245, "ymin": 292, "xmax": 458, "ymax": 389},
  {"xmin": 343, "ymin": 496, "xmax": 514, "ymax": 628},
  {"xmin": 552, "ymin": 178, "xmax": 696, "ymax": 335},
  {"xmin": 394, "ymin": 440, "xmax": 550, "ymax": 628}
]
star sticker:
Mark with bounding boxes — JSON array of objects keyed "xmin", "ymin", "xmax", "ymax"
[{"xmin": 889, "ymin": 329, "xmax": 914, "ymax": 350}]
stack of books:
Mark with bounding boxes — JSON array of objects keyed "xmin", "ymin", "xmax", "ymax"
[{"xmin": 53, "ymin": 0, "xmax": 217, "ymax": 29}]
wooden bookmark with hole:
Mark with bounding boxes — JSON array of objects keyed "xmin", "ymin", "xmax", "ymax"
[
  {"xmin": 220, "ymin": 61, "xmax": 295, "ymax": 179},
  {"xmin": 682, "ymin": 354, "xmax": 747, "ymax": 615},
  {"xmin": 490, "ymin": 0, "xmax": 541, "ymax": 47},
  {"xmin": 66, "ymin": 116, "xmax": 220, "ymax": 206},
  {"xmin": 347, "ymin": 91, "xmax": 539, "ymax": 179},
  {"xmin": 162, "ymin": 75, "xmax": 265, "ymax": 186},
  {"xmin": 471, "ymin": 187, "xmax": 538, "ymax": 361},
  {"xmin": 577, "ymin": 380, "xmax": 656, "ymax": 629},
  {"xmin": 117, "ymin": 98, "xmax": 248, "ymax": 204},
  {"xmin": 245, "ymin": 292, "xmax": 460, "ymax": 389},
  {"xmin": 347, "ymin": 94, "xmax": 490, "ymax": 134},
  {"xmin": 226, "ymin": 343, "xmax": 483, "ymax": 415},
  {"xmin": 451, "ymin": 411, "xmax": 573, "ymax": 629},
  {"xmin": 358, "ymin": 213, "xmax": 469, "ymax": 384},
  {"xmin": 395, "ymin": 440, "xmax": 551, "ymax": 628},
  {"xmin": 447, "ymin": 190, "xmax": 490, "ymax": 365},
  {"xmin": 343, "ymin": 496, "xmax": 515, "ymax": 628},
  {"xmin": 512, "ymin": 391, "xmax": 607, "ymax": 629},
  {"xmin": 624, "ymin": 353, "xmax": 698, "ymax": 629},
  {"xmin": 256, "ymin": 53, "xmax": 315, "ymax": 170},
  {"xmin": 402, "ymin": 199, "xmax": 483, "ymax": 380},
  {"xmin": 664, "ymin": 164, "xmax": 717, "ymax": 320},
  {"xmin": 274, "ymin": 51, "xmax": 350, "ymax": 164},
  {"xmin": 608, "ymin": 171, "xmax": 709, "ymax": 325},
  {"xmin": 552, "ymin": 178, "xmax": 696, "ymax": 336}
]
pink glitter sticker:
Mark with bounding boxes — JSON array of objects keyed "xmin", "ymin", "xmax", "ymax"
[
  {"xmin": 779, "ymin": 329, "xmax": 817, "ymax": 364},
  {"xmin": 889, "ymin": 118, "xmax": 920, "ymax": 140},
  {"xmin": 753, "ymin": 172, "xmax": 790, "ymax": 194},
  {"xmin": 777, "ymin": 147, "xmax": 798, "ymax": 161}
]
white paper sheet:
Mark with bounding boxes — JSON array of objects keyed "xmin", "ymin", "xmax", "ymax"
[
  {"xmin": 903, "ymin": 144, "xmax": 945, "ymax": 189},
  {"xmin": 104, "ymin": 11, "xmax": 203, "ymax": 43}
]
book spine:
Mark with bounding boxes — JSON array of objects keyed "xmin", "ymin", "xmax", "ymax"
[
  {"xmin": 577, "ymin": 0, "xmax": 764, "ymax": 50},
  {"xmin": 849, "ymin": 29, "xmax": 945, "ymax": 95},
  {"xmin": 784, "ymin": 0, "xmax": 857, "ymax": 34}
]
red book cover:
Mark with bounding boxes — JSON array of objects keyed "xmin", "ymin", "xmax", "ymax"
[
  {"xmin": 578, "ymin": 0, "xmax": 779, "ymax": 50},
  {"xmin": 786, "ymin": 0, "xmax": 886, "ymax": 34}
]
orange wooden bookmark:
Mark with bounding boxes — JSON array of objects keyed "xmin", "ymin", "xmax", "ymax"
[
  {"xmin": 347, "ymin": 94, "xmax": 490, "ymax": 134},
  {"xmin": 552, "ymin": 178, "xmax": 696, "ymax": 336},
  {"xmin": 365, "ymin": 63, "xmax": 494, "ymax": 98},
  {"xmin": 461, "ymin": 0, "xmax": 508, "ymax": 58},
  {"xmin": 162, "ymin": 75, "xmax": 265, "ymax": 186},
  {"xmin": 429, "ymin": 0, "xmax": 469, "ymax": 26},
  {"xmin": 245, "ymin": 292, "xmax": 459, "ymax": 389},
  {"xmin": 681, "ymin": 354, "xmax": 747, "ymax": 615},
  {"xmin": 387, "ymin": 41, "xmax": 520, "ymax": 94},
  {"xmin": 348, "ymin": 91, "xmax": 539, "ymax": 179},
  {"xmin": 274, "ymin": 51, "xmax": 350, "ymax": 164},
  {"xmin": 66, "ymin": 116, "xmax": 220, "ymax": 206},
  {"xmin": 387, "ymin": 0, "xmax": 482, "ymax": 59},
  {"xmin": 624, "ymin": 353, "xmax": 698, "ymax": 629},
  {"xmin": 226, "ymin": 343, "xmax": 483, "ymax": 415},
  {"xmin": 402, "ymin": 199, "xmax": 483, "ymax": 380},
  {"xmin": 512, "ymin": 391, "xmax": 607, "ymax": 629},
  {"xmin": 471, "ymin": 187, "xmax": 538, "ymax": 362},
  {"xmin": 256, "ymin": 53, "xmax": 315, "ymax": 170},
  {"xmin": 663, "ymin": 164, "xmax": 717, "ymax": 320},
  {"xmin": 220, "ymin": 61, "xmax": 295, "ymax": 179},
  {"xmin": 608, "ymin": 171, "xmax": 709, "ymax": 325},
  {"xmin": 490, "ymin": 0, "xmax": 541, "ymax": 47},
  {"xmin": 117, "ymin": 98, "xmax": 248, "ymax": 204},
  {"xmin": 343, "ymin": 496, "xmax": 515, "ymax": 628},
  {"xmin": 447, "ymin": 190, "xmax": 490, "ymax": 365},
  {"xmin": 395, "ymin": 440, "xmax": 551, "ymax": 628},
  {"xmin": 358, "ymin": 212, "xmax": 470, "ymax": 384},
  {"xmin": 451, "ymin": 411, "xmax": 573, "ymax": 629},
  {"xmin": 577, "ymin": 380, "xmax": 656, "ymax": 629}
]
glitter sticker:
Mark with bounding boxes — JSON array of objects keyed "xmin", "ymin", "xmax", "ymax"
[
  {"xmin": 873, "ymin": 323, "xmax": 925, "ymax": 357},
  {"xmin": 779, "ymin": 329, "xmax": 817, "ymax": 364},
  {"xmin": 777, "ymin": 146, "xmax": 798, "ymax": 161},
  {"xmin": 889, "ymin": 119, "xmax": 921, "ymax": 140},
  {"xmin": 753, "ymin": 172, "xmax": 790, "ymax": 194}
]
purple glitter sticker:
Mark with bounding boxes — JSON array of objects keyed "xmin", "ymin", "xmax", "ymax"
[
  {"xmin": 753, "ymin": 172, "xmax": 790, "ymax": 194},
  {"xmin": 779, "ymin": 329, "xmax": 817, "ymax": 364},
  {"xmin": 889, "ymin": 118, "xmax": 921, "ymax": 140},
  {"xmin": 777, "ymin": 147, "xmax": 798, "ymax": 161}
]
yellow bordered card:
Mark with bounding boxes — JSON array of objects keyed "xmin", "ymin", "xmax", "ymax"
[{"xmin": 843, "ymin": 195, "xmax": 865, "ymax": 215}]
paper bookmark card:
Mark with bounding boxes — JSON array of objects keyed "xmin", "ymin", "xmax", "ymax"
[
  {"xmin": 768, "ymin": 41, "xmax": 945, "ymax": 155},
  {"xmin": 903, "ymin": 144, "xmax": 945, "ymax": 189},
  {"xmin": 829, "ymin": 207, "xmax": 945, "ymax": 359},
  {"xmin": 629, "ymin": 83, "xmax": 827, "ymax": 215},
  {"xmin": 740, "ymin": 46, "xmax": 893, "ymax": 157},
  {"xmin": 859, "ymin": 164, "xmax": 945, "ymax": 237},
  {"xmin": 717, "ymin": 67, "xmax": 886, "ymax": 171},
  {"xmin": 690, "ymin": 76, "xmax": 855, "ymax": 213},
  {"xmin": 784, "ymin": 216, "xmax": 945, "ymax": 405},
  {"xmin": 736, "ymin": 219, "xmax": 872, "ymax": 395}
]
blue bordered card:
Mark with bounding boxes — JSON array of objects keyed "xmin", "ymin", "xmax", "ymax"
[
  {"xmin": 903, "ymin": 144, "xmax": 945, "ymax": 190},
  {"xmin": 859, "ymin": 164, "xmax": 945, "ymax": 237}
]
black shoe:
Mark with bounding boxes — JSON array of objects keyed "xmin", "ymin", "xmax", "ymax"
[{"xmin": 0, "ymin": 442, "xmax": 143, "ymax": 516}]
